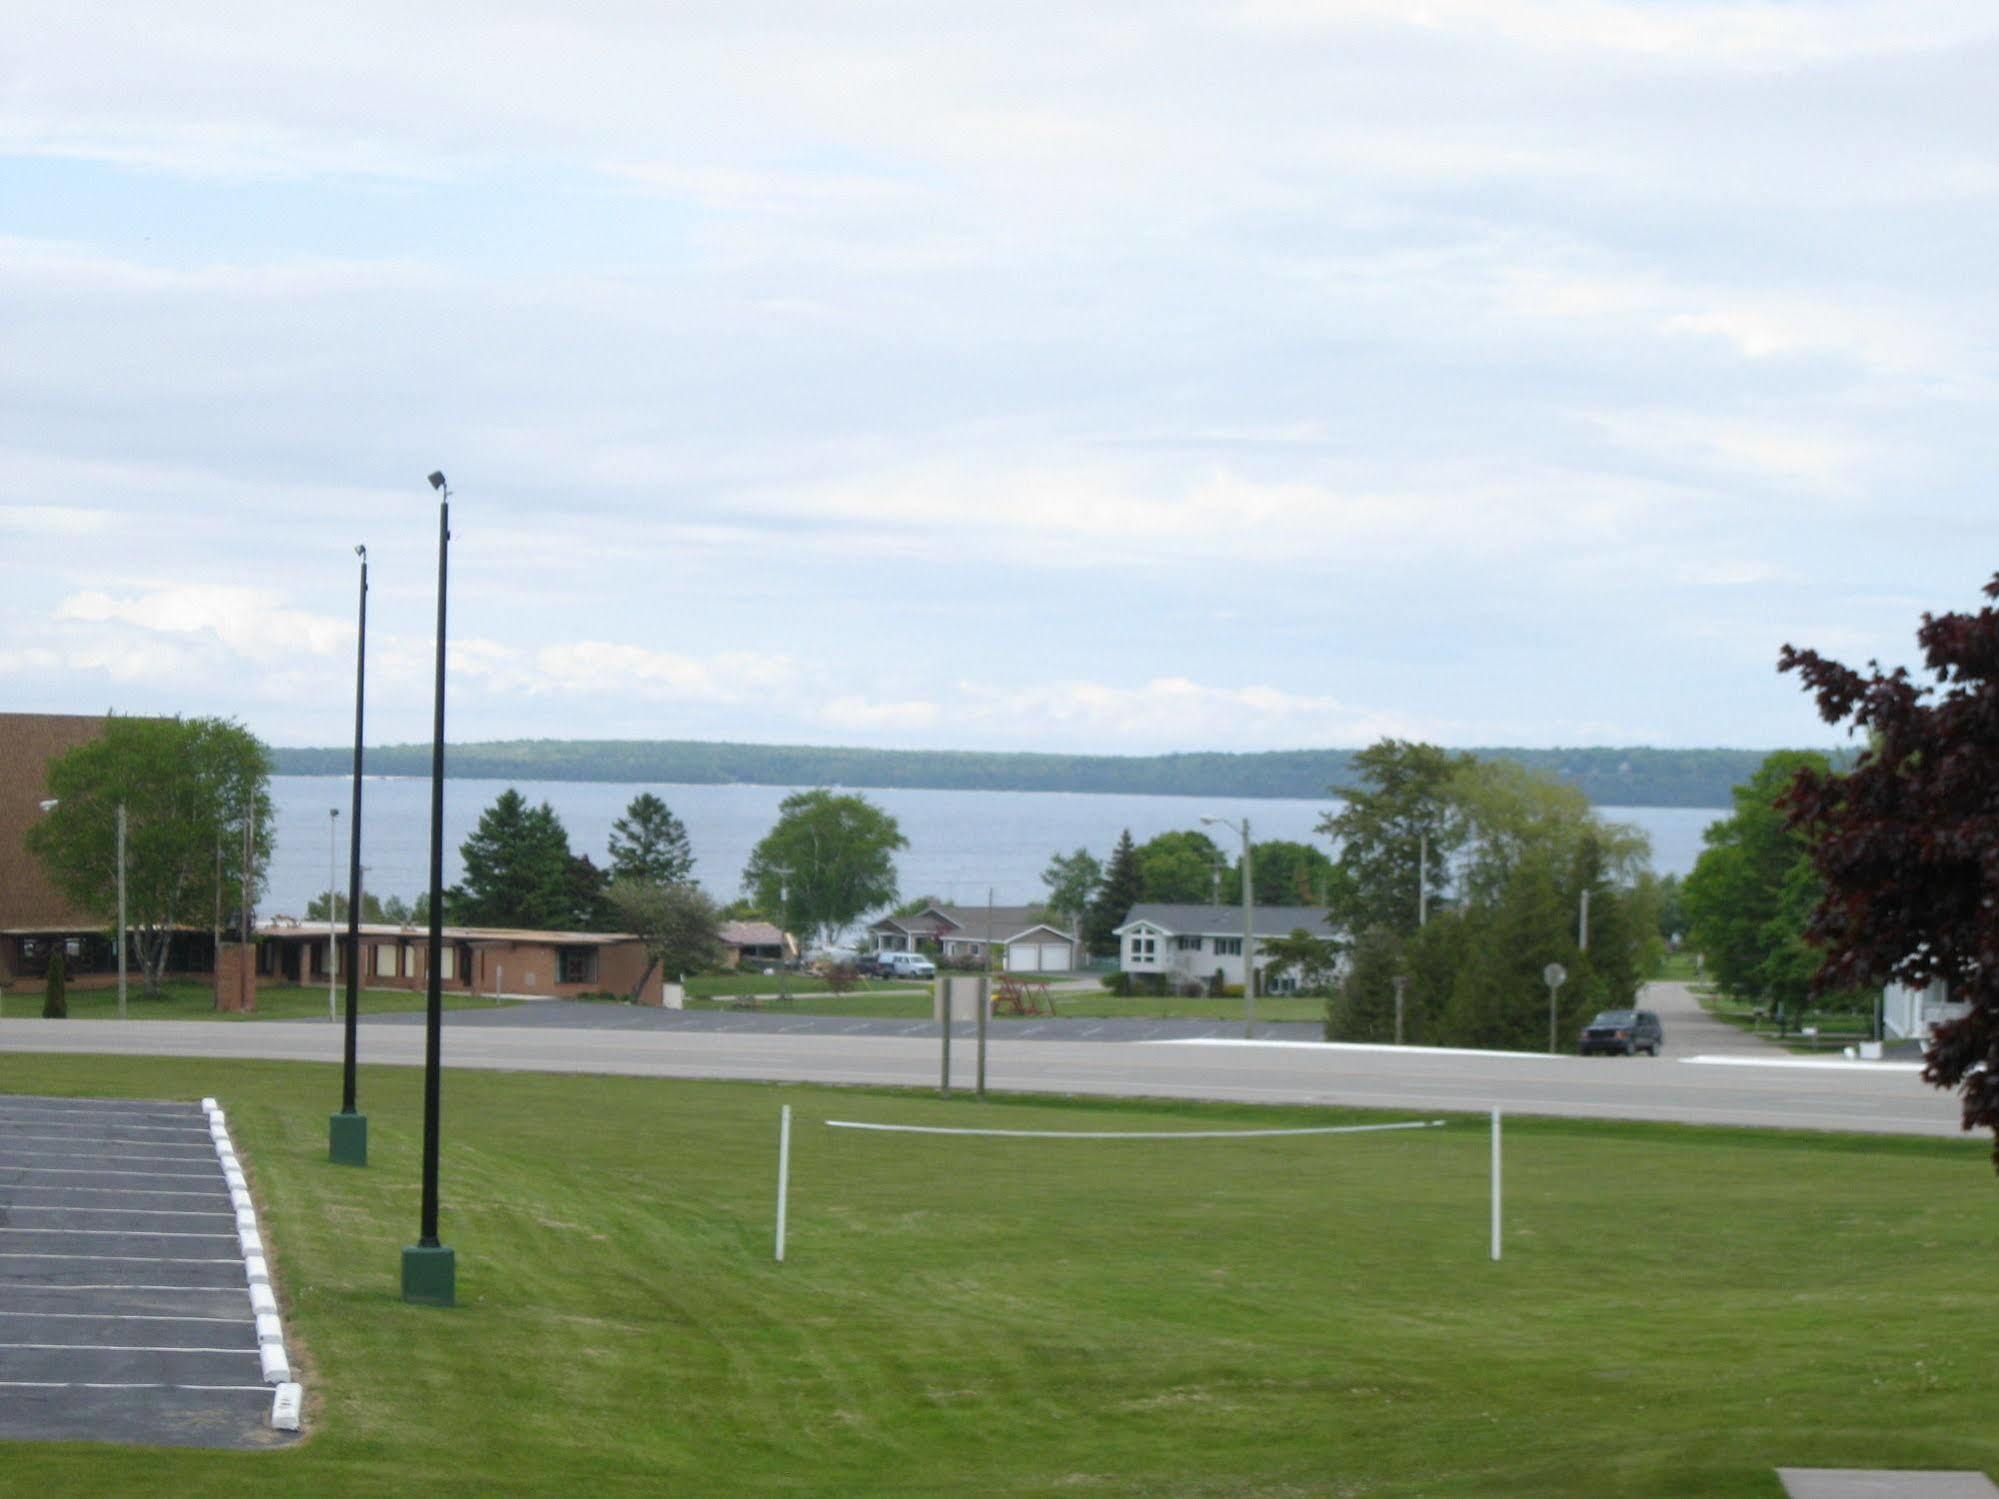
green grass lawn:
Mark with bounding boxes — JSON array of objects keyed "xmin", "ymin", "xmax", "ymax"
[
  {"xmin": 5, "ymin": 1055, "xmax": 1995, "ymax": 1496},
  {"xmin": 683, "ymin": 973, "xmax": 922, "ymax": 1000},
  {"xmin": 2, "ymin": 980, "xmax": 512, "ymax": 1022},
  {"xmin": 684, "ymin": 981, "xmax": 1328, "ymax": 1024},
  {"xmin": 1698, "ymin": 990, "xmax": 1879, "ymax": 1053}
]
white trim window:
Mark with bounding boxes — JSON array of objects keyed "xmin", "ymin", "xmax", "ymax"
[{"xmin": 1131, "ymin": 935, "xmax": 1157, "ymax": 961}]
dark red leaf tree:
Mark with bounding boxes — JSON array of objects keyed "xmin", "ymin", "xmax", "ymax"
[{"xmin": 1779, "ymin": 573, "xmax": 1999, "ymax": 1168}]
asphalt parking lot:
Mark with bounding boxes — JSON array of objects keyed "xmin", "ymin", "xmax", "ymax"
[{"xmin": 0, "ymin": 1094, "xmax": 290, "ymax": 1448}]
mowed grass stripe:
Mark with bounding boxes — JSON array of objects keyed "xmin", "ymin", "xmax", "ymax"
[{"xmin": 0, "ymin": 1055, "xmax": 1993, "ymax": 1497}]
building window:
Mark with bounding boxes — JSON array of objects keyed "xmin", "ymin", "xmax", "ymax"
[
  {"xmin": 439, "ymin": 944, "xmax": 457, "ymax": 980},
  {"xmin": 1130, "ymin": 935, "xmax": 1156, "ymax": 961},
  {"xmin": 1214, "ymin": 938, "xmax": 1243, "ymax": 956},
  {"xmin": 1175, "ymin": 935, "xmax": 1203, "ymax": 952},
  {"xmin": 403, "ymin": 945, "xmax": 421, "ymax": 978},
  {"xmin": 374, "ymin": 943, "xmax": 397, "ymax": 978},
  {"xmin": 559, "ymin": 947, "xmax": 598, "ymax": 985}
]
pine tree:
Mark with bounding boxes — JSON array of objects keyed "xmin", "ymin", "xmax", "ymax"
[
  {"xmin": 42, "ymin": 948, "xmax": 68, "ymax": 1019},
  {"xmin": 1084, "ymin": 829, "xmax": 1141, "ymax": 955},
  {"xmin": 607, "ymin": 793, "xmax": 695, "ymax": 886},
  {"xmin": 447, "ymin": 789, "xmax": 578, "ymax": 930}
]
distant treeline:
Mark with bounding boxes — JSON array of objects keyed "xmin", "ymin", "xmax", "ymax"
[{"xmin": 267, "ymin": 739, "xmax": 1847, "ymax": 808}]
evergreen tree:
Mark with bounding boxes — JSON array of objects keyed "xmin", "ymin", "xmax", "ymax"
[
  {"xmin": 1084, "ymin": 829, "xmax": 1141, "ymax": 955},
  {"xmin": 42, "ymin": 948, "xmax": 67, "ymax": 1019},
  {"xmin": 447, "ymin": 788, "xmax": 578, "ymax": 930},
  {"xmin": 607, "ymin": 793, "xmax": 695, "ymax": 886}
]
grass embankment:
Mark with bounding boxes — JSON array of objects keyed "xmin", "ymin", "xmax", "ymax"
[
  {"xmin": 685, "ymin": 984, "xmax": 1327, "ymax": 1023},
  {"xmin": 4, "ymin": 980, "xmax": 509, "ymax": 1022},
  {"xmin": 5, "ymin": 1056, "xmax": 1996, "ymax": 1496}
]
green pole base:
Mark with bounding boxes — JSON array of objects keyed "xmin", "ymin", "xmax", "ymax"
[
  {"xmin": 401, "ymin": 1243, "xmax": 457, "ymax": 1307},
  {"xmin": 328, "ymin": 1111, "xmax": 369, "ymax": 1167}
]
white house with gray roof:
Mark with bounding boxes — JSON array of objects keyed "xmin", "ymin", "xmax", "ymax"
[{"xmin": 1113, "ymin": 903, "xmax": 1338, "ymax": 994}]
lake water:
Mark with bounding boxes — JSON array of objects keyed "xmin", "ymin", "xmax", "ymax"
[{"xmin": 264, "ymin": 776, "xmax": 1722, "ymax": 922}]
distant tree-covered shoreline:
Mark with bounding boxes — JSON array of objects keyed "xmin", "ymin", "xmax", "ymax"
[{"xmin": 268, "ymin": 738, "xmax": 1848, "ymax": 809}]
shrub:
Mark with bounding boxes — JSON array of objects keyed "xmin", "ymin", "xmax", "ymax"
[
  {"xmin": 43, "ymin": 949, "xmax": 67, "ymax": 1019},
  {"xmin": 822, "ymin": 962, "xmax": 861, "ymax": 994},
  {"xmin": 1176, "ymin": 979, "xmax": 1206, "ymax": 998},
  {"xmin": 1100, "ymin": 971, "xmax": 1131, "ymax": 996}
]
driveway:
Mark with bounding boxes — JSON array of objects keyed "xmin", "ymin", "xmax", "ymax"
[{"xmin": 1643, "ymin": 978, "xmax": 1784, "ymax": 1058}]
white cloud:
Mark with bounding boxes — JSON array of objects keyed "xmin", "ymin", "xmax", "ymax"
[
  {"xmin": 1586, "ymin": 409, "xmax": 1879, "ymax": 493},
  {"xmin": 57, "ymin": 586, "xmax": 348, "ymax": 662}
]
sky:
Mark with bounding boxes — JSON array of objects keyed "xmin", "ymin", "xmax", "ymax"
[{"xmin": 3, "ymin": 0, "xmax": 1996, "ymax": 757}]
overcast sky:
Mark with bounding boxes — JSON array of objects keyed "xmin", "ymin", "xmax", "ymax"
[{"xmin": 4, "ymin": 1, "xmax": 1995, "ymax": 756}]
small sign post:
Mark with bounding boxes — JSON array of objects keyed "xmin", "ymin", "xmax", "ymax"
[{"xmin": 1543, "ymin": 962, "xmax": 1567, "ymax": 1055}]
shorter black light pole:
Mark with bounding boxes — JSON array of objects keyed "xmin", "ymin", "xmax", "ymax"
[
  {"xmin": 330, "ymin": 544, "xmax": 369, "ymax": 1167},
  {"xmin": 402, "ymin": 472, "xmax": 456, "ymax": 1306}
]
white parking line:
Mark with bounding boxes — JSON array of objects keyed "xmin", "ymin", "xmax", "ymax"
[
  {"xmin": 2, "ymin": 1151, "xmax": 221, "ymax": 1165},
  {"xmin": 0, "ymin": 1167, "xmax": 219, "ymax": 1180},
  {"xmin": 0, "ymin": 1253, "xmax": 242, "ymax": 1263},
  {"xmin": 6, "ymin": 1206, "xmax": 233, "ymax": 1218},
  {"xmin": 0, "ymin": 1228, "xmax": 237, "ymax": 1238},
  {"xmin": 0, "ymin": 1311, "xmax": 246, "ymax": 1324},
  {"xmin": 0, "ymin": 1381, "xmax": 269, "ymax": 1392},
  {"xmin": 6, "ymin": 1135, "xmax": 214, "ymax": 1149},
  {"xmin": 0, "ymin": 1342, "xmax": 255, "ymax": 1355},
  {"xmin": 4, "ymin": 1283, "xmax": 251, "ymax": 1294},
  {"xmin": 4, "ymin": 1187, "xmax": 225, "ymax": 1201},
  {"xmin": 0, "ymin": 1121, "xmax": 210, "ymax": 1135}
]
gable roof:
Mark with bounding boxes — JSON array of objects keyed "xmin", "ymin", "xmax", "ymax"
[
  {"xmin": 1113, "ymin": 903, "xmax": 1335, "ymax": 940},
  {"xmin": 717, "ymin": 920, "xmax": 788, "ymax": 949},
  {"xmin": 870, "ymin": 903, "xmax": 1073, "ymax": 943}
]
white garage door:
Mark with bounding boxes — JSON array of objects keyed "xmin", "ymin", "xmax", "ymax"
[
  {"xmin": 1006, "ymin": 942, "xmax": 1040, "ymax": 971},
  {"xmin": 1036, "ymin": 943, "xmax": 1071, "ymax": 972}
]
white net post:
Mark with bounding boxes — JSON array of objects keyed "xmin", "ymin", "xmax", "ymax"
[
  {"xmin": 1489, "ymin": 1108, "xmax": 1502, "ymax": 1262},
  {"xmin": 774, "ymin": 1104, "xmax": 792, "ymax": 1263}
]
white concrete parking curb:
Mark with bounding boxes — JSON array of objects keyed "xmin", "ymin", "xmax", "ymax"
[{"xmin": 206, "ymin": 1099, "xmax": 303, "ymax": 1423}]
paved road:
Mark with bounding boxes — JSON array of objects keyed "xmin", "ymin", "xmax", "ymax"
[
  {"xmin": 1646, "ymin": 978, "xmax": 1784, "ymax": 1058},
  {"xmin": 0, "ymin": 1011, "xmax": 1966, "ymax": 1139},
  {"xmin": 359, "ymin": 1004, "xmax": 1324, "ymax": 1044}
]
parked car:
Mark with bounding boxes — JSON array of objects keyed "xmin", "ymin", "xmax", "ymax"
[
  {"xmin": 854, "ymin": 954, "xmax": 889, "ymax": 979},
  {"xmin": 1578, "ymin": 1009, "xmax": 1664, "ymax": 1056},
  {"xmin": 880, "ymin": 951, "xmax": 937, "ymax": 980}
]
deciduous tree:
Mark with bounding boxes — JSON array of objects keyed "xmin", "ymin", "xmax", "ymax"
[
  {"xmin": 742, "ymin": 790, "xmax": 907, "ymax": 948},
  {"xmin": 1780, "ymin": 573, "xmax": 1999, "ymax": 1166},
  {"xmin": 27, "ymin": 715, "xmax": 271, "ymax": 998},
  {"xmin": 606, "ymin": 876, "xmax": 723, "ymax": 998},
  {"xmin": 1041, "ymin": 848, "xmax": 1102, "ymax": 929},
  {"xmin": 1319, "ymin": 740, "xmax": 1472, "ymax": 938},
  {"xmin": 1133, "ymin": 828, "xmax": 1224, "ymax": 904}
]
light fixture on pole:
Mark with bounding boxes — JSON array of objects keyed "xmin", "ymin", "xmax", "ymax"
[
  {"xmin": 331, "ymin": 544, "xmax": 369, "ymax": 1167},
  {"xmin": 403, "ymin": 471, "xmax": 456, "ymax": 1306},
  {"xmin": 1201, "ymin": 815, "xmax": 1255, "ymax": 1040}
]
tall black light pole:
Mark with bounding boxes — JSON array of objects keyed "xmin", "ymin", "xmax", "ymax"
[
  {"xmin": 402, "ymin": 472, "xmax": 456, "ymax": 1305},
  {"xmin": 330, "ymin": 544, "xmax": 369, "ymax": 1167}
]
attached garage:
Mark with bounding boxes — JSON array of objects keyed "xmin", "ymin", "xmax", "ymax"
[{"xmin": 1005, "ymin": 928, "xmax": 1076, "ymax": 973}]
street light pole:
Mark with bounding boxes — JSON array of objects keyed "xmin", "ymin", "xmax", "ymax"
[
  {"xmin": 331, "ymin": 545, "xmax": 369, "ymax": 1166},
  {"xmin": 1418, "ymin": 829, "xmax": 1428, "ymax": 929},
  {"xmin": 116, "ymin": 800, "xmax": 127, "ymax": 1021},
  {"xmin": 327, "ymin": 808, "xmax": 339, "ymax": 1021},
  {"xmin": 403, "ymin": 471, "xmax": 456, "ymax": 1306},
  {"xmin": 1203, "ymin": 815, "xmax": 1255, "ymax": 1040}
]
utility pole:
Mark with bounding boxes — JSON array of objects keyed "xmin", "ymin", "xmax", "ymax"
[
  {"xmin": 116, "ymin": 801, "xmax": 127, "ymax": 1020},
  {"xmin": 1392, "ymin": 974, "xmax": 1407, "ymax": 1046},
  {"xmin": 1418, "ymin": 830, "xmax": 1428, "ymax": 928},
  {"xmin": 1579, "ymin": 888, "xmax": 1591, "ymax": 952}
]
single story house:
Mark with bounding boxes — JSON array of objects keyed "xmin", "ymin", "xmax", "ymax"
[
  {"xmin": 717, "ymin": 920, "xmax": 796, "ymax": 970},
  {"xmin": 868, "ymin": 903, "xmax": 1079, "ymax": 973},
  {"xmin": 255, "ymin": 918, "xmax": 664, "ymax": 1004},
  {"xmin": 1113, "ymin": 903, "xmax": 1338, "ymax": 995}
]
